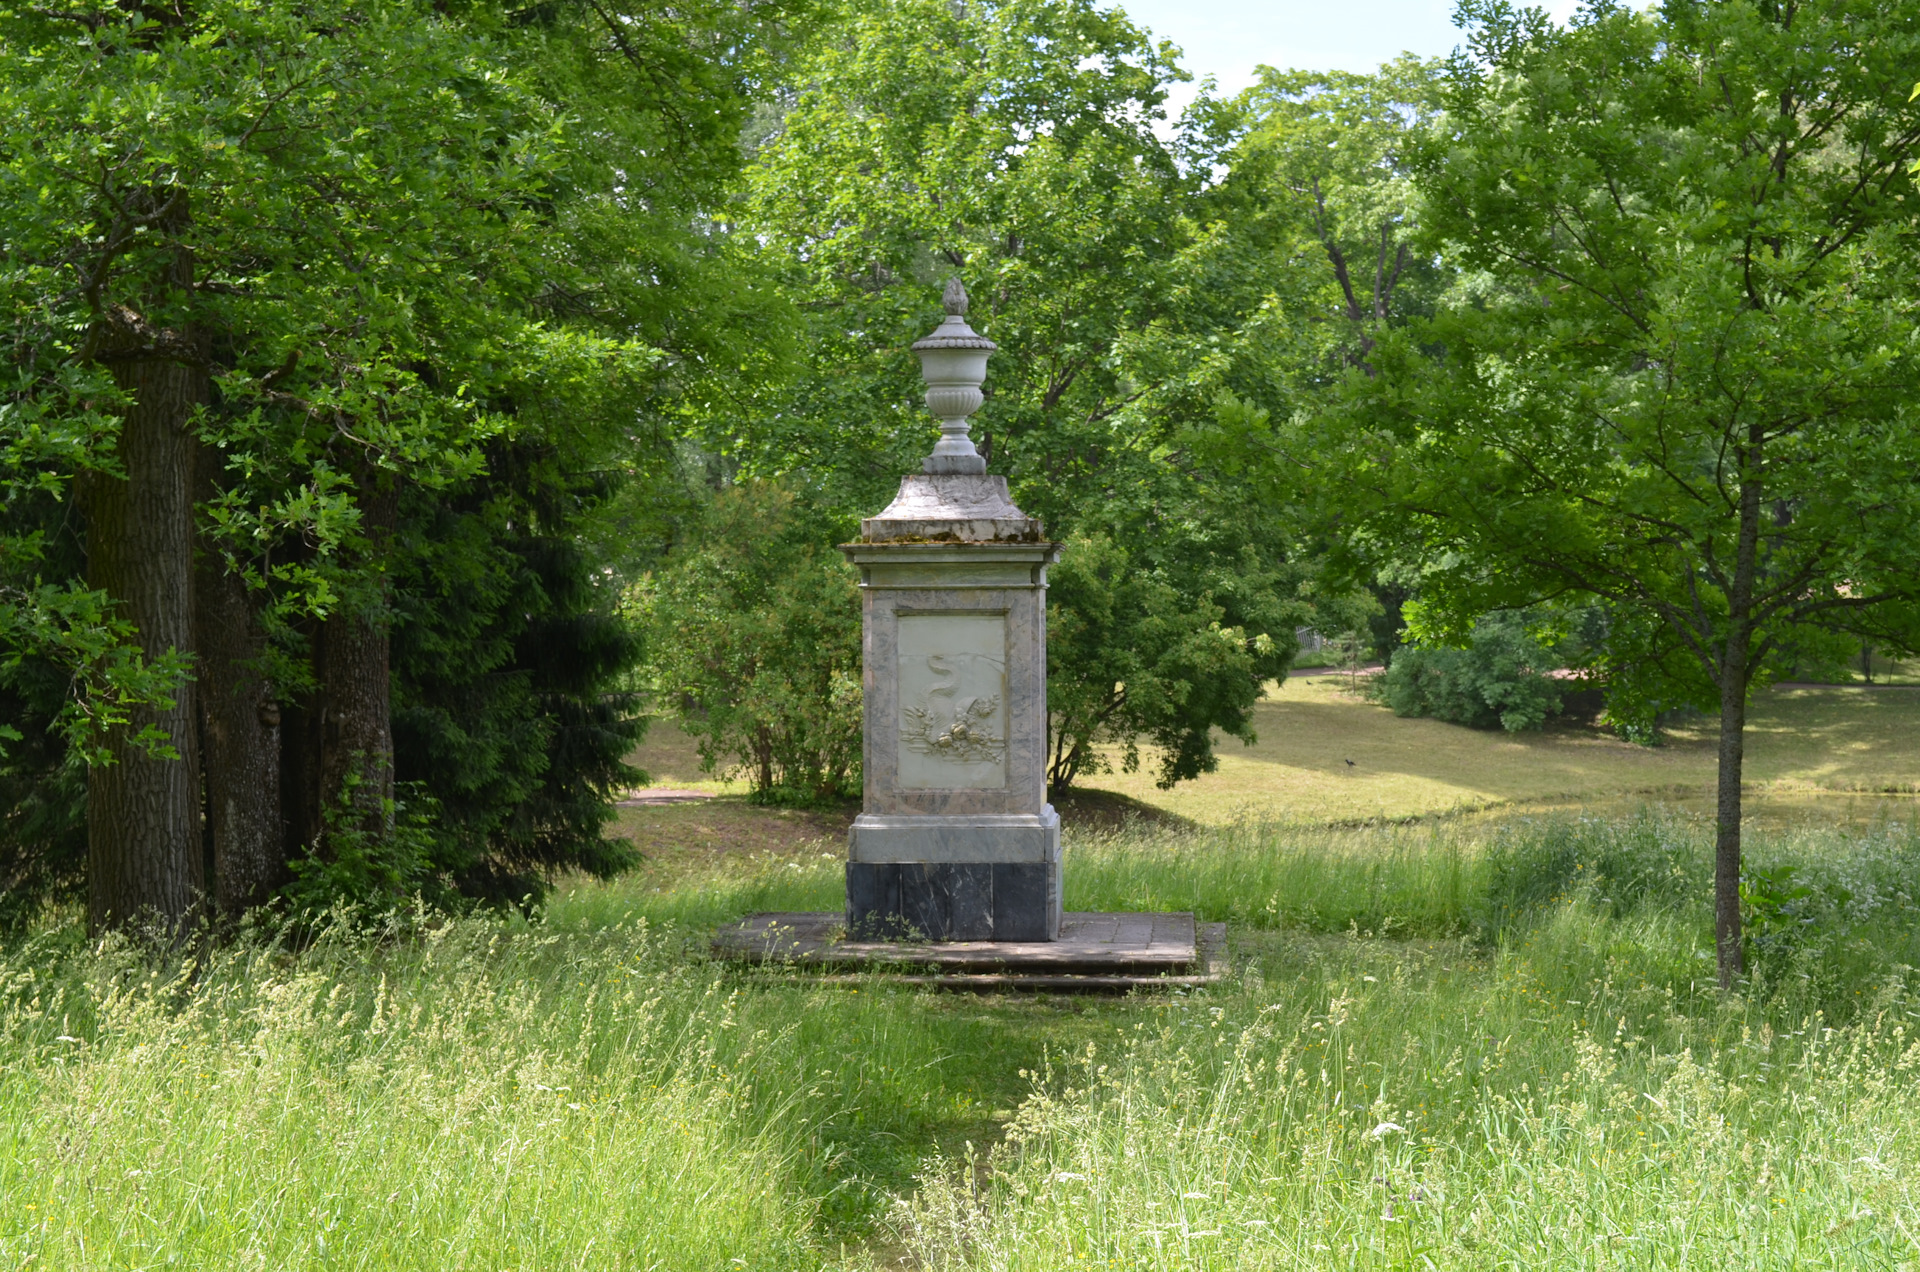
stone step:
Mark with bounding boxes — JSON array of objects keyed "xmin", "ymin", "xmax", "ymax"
[{"xmin": 712, "ymin": 911, "xmax": 1225, "ymax": 988}]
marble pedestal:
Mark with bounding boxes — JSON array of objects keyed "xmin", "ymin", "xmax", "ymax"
[{"xmin": 842, "ymin": 475, "xmax": 1062, "ymax": 941}]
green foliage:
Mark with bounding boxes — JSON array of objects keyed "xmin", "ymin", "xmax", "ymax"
[
  {"xmin": 1301, "ymin": 0, "xmax": 1920, "ymax": 981},
  {"xmin": 1740, "ymin": 863, "xmax": 1819, "ymax": 958},
  {"xmin": 1219, "ymin": 57, "xmax": 1450, "ymax": 371},
  {"xmin": 389, "ymin": 440, "xmax": 645, "ymax": 909},
  {"xmin": 729, "ymin": 0, "xmax": 1193, "ymax": 509},
  {"xmin": 0, "ymin": 0, "xmax": 590, "ymax": 579},
  {"xmin": 281, "ymin": 775, "xmax": 441, "ymax": 917},
  {"xmin": 1046, "ymin": 531, "xmax": 1291, "ymax": 790},
  {"xmin": 635, "ymin": 483, "xmax": 861, "ymax": 804},
  {"xmin": 0, "ymin": 0, "xmax": 802, "ymax": 921},
  {"xmin": 1314, "ymin": 0, "xmax": 1920, "ymax": 712},
  {"xmin": 1375, "ymin": 609, "xmax": 1565, "ymax": 732}
]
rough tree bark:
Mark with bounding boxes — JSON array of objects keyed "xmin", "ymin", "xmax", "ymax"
[
  {"xmin": 194, "ymin": 447, "xmax": 284, "ymax": 917},
  {"xmin": 83, "ymin": 309, "xmax": 206, "ymax": 935},
  {"xmin": 285, "ymin": 465, "xmax": 398, "ymax": 860}
]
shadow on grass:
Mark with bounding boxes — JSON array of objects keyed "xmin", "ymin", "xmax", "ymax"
[{"xmin": 1050, "ymin": 786, "xmax": 1195, "ymax": 834}]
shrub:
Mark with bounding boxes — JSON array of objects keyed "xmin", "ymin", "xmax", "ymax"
[
  {"xmin": 1375, "ymin": 610, "xmax": 1565, "ymax": 731},
  {"xmin": 634, "ymin": 482, "xmax": 861, "ymax": 805},
  {"xmin": 1045, "ymin": 531, "xmax": 1295, "ymax": 792}
]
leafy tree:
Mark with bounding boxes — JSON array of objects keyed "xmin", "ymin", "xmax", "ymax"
[
  {"xmin": 1225, "ymin": 57, "xmax": 1450, "ymax": 373},
  {"xmin": 723, "ymin": 0, "xmax": 1312, "ymax": 790},
  {"xmin": 0, "ymin": 0, "xmax": 563, "ymax": 929},
  {"xmin": 0, "ymin": 0, "xmax": 796, "ymax": 928},
  {"xmin": 1202, "ymin": 59, "xmax": 1457, "ymax": 671},
  {"xmin": 1105, "ymin": 58, "xmax": 1448, "ymax": 689},
  {"xmin": 634, "ymin": 482, "xmax": 861, "ymax": 804},
  {"xmin": 1310, "ymin": 0, "xmax": 1920, "ymax": 985},
  {"xmin": 1045, "ymin": 531, "xmax": 1286, "ymax": 789}
]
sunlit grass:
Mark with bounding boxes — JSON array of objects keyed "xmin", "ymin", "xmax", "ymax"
[
  {"xmin": 903, "ymin": 910, "xmax": 1920, "ymax": 1269},
  {"xmin": 0, "ymin": 916, "xmax": 816, "ymax": 1269},
  {"xmin": 895, "ymin": 812, "xmax": 1920, "ymax": 1268},
  {"xmin": 1075, "ymin": 675, "xmax": 1920, "ymax": 825}
]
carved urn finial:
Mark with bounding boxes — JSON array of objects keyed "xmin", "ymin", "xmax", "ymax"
[{"xmin": 911, "ymin": 276, "xmax": 996, "ymax": 475}]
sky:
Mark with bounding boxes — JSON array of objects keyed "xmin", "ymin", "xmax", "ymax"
[{"xmin": 1115, "ymin": 0, "xmax": 1586, "ymax": 106}]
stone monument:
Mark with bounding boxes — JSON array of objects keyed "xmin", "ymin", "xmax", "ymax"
[{"xmin": 841, "ymin": 279, "xmax": 1062, "ymax": 941}]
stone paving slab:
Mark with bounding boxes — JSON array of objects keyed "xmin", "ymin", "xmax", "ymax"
[
  {"xmin": 802, "ymin": 923, "xmax": 1229, "ymax": 994},
  {"xmin": 712, "ymin": 911, "xmax": 1212, "ymax": 980}
]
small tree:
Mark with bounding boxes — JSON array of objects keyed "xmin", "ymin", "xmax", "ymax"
[
  {"xmin": 637, "ymin": 483, "xmax": 862, "ymax": 804},
  {"xmin": 1315, "ymin": 0, "xmax": 1920, "ymax": 986},
  {"xmin": 1044, "ymin": 531, "xmax": 1291, "ymax": 793}
]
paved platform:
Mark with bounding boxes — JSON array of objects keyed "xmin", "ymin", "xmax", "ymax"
[{"xmin": 711, "ymin": 911, "xmax": 1226, "ymax": 991}]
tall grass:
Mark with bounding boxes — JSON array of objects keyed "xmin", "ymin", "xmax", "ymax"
[
  {"xmin": 898, "ymin": 810, "xmax": 1920, "ymax": 1269},
  {"xmin": 0, "ymin": 915, "xmax": 820, "ymax": 1269},
  {"xmin": 1066, "ymin": 819, "xmax": 1482, "ymax": 936},
  {"xmin": 903, "ymin": 924, "xmax": 1920, "ymax": 1268},
  {"xmin": 0, "ymin": 901, "xmax": 1113, "ymax": 1267},
  {"xmin": 7, "ymin": 807, "xmax": 1920, "ymax": 1268}
]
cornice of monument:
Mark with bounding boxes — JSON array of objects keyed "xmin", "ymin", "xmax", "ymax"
[
  {"xmin": 910, "ymin": 315, "xmax": 999, "ymax": 352},
  {"xmin": 860, "ymin": 473, "xmax": 1047, "ymax": 544}
]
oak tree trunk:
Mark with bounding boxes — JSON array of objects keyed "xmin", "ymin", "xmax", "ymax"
[
  {"xmin": 194, "ymin": 447, "xmax": 285, "ymax": 917},
  {"xmin": 301, "ymin": 467, "xmax": 400, "ymax": 857},
  {"xmin": 84, "ymin": 334, "xmax": 206, "ymax": 935},
  {"xmin": 280, "ymin": 469, "xmax": 399, "ymax": 868},
  {"xmin": 317, "ymin": 593, "xmax": 396, "ymax": 836}
]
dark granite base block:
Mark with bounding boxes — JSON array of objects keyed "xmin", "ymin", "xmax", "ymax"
[
  {"xmin": 901, "ymin": 862, "xmax": 992, "ymax": 939},
  {"xmin": 845, "ymin": 861, "xmax": 904, "ymax": 938},
  {"xmin": 848, "ymin": 860, "xmax": 1059, "ymax": 941},
  {"xmin": 990, "ymin": 862, "xmax": 1052, "ymax": 941}
]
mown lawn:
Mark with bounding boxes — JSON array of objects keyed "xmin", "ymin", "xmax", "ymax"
[
  {"xmin": 1077, "ymin": 676, "xmax": 1920, "ymax": 825},
  {"xmin": 8, "ymin": 807, "xmax": 1920, "ymax": 1268}
]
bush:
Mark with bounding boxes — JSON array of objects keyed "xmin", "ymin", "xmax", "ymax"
[
  {"xmin": 1375, "ymin": 610, "xmax": 1565, "ymax": 731},
  {"xmin": 1045, "ymin": 531, "xmax": 1296, "ymax": 792},
  {"xmin": 634, "ymin": 482, "xmax": 861, "ymax": 805}
]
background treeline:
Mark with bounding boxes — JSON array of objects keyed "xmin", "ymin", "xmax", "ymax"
[{"xmin": 7, "ymin": 0, "xmax": 1920, "ymax": 986}]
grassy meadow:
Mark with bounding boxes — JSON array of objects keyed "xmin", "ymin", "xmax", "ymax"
[{"xmin": 9, "ymin": 693, "xmax": 1920, "ymax": 1268}]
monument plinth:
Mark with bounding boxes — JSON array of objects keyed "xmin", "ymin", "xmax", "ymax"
[{"xmin": 841, "ymin": 280, "xmax": 1063, "ymax": 941}]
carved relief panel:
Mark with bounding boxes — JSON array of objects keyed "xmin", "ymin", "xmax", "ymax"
[{"xmin": 896, "ymin": 613, "xmax": 1008, "ymax": 790}]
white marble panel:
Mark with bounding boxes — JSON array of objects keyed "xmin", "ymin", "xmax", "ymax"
[{"xmin": 896, "ymin": 613, "xmax": 1008, "ymax": 789}]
